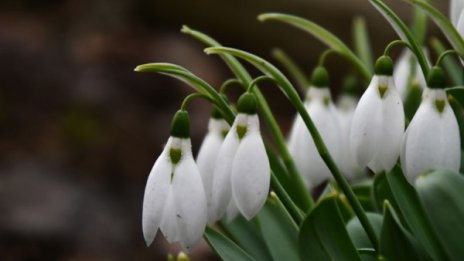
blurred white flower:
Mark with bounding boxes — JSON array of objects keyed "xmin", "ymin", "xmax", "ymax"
[
  {"xmin": 211, "ymin": 93, "xmax": 270, "ymax": 221},
  {"xmin": 350, "ymin": 56, "xmax": 405, "ymax": 173},
  {"xmin": 450, "ymin": 0, "xmax": 464, "ymax": 26},
  {"xmin": 142, "ymin": 137, "xmax": 207, "ymax": 251},
  {"xmin": 393, "ymin": 49, "xmax": 427, "ymax": 99},
  {"xmin": 196, "ymin": 117, "xmax": 229, "ymax": 224},
  {"xmin": 336, "ymin": 94, "xmax": 360, "ymax": 179},
  {"xmin": 401, "ymin": 84, "xmax": 461, "ymax": 183}
]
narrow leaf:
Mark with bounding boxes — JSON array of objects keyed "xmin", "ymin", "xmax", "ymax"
[
  {"xmin": 384, "ymin": 166, "xmax": 448, "ymax": 260},
  {"xmin": 299, "ymin": 195, "xmax": 362, "ymax": 261},
  {"xmin": 204, "ymin": 227, "xmax": 255, "ymax": 261},
  {"xmin": 409, "ymin": 0, "xmax": 464, "ymax": 55},
  {"xmin": 256, "ymin": 196, "xmax": 299, "ymax": 261},
  {"xmin": 258, "ymin": 13, "xmax": 371, "ymax": 82},
  {"xmin": 347, "ymin": 213, "xmax": 383, "ymax": 249},
  {"xmin": 416, "ymin": 169, "xmax": 464, "ymax": 260},
  {"xmin": 369, "ymin": 0, "xmax": 430, "ymax": 77},
  {"xmin": 352, "ymin": 16, "xmax": 374, "ymax": 71}
]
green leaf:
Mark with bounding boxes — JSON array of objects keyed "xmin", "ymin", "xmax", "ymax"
[
  {"xmin": 352, "ymin": 180, "xmax": 375, "ymax": 212},
  {"xmin": 358, "ymin": 248, "xmax": 378, "ymax": 261},
  {"xmin": 134, "ymin": 63, "xmax": 235, "ymax": 123},
  {"xmin": 447, "ymin": 87, "xmax": 464, "ymax": 106},
  {"xmin": 448, "ymin": 95, "xmax": 464, "ymax": 150},
  {"xmin": 204, "ymin": 226, "xmax": 255, "ymax": 261},
  {"xmin": 369, "ymin": 0, "xmax": 429, "ymax": 77},
  {"xmin": 256, "ymin": 196, "xmax": 299, "ymax": 261},
  {"xmin": 258, "ymin": 13, "xmax": 371, "ymax": 82},
  {"xmin": 408, "ymin": 0, "xmax": 464, "ymax": 55},
  {"xmin": 384, "ymin": 166, "xmax": 448, "ymax": 260},
  {"xmin": 352, "ymin": 16, "xmax": 374, "ymax": 71},
  {"xmin": 299, "ymin": 195, "xmax": 362, "ymax": 261},
  {"xmin": 347, "ymin": 213, "xmax": 383, "ymax": 249},
  {"xmin": 220, "ymin": 217, "xmax": 273, "ymax": 261},
  {"xmin": 372, "ymin": 171, "xmax": 401, "ymax": 217},
  {"xmin": 271, "ymin": 48, "xmax": 310, "ymax": 93},
  {"xmin": 379, "ymin": 203, "xmax": 429, "ymax": 261},
  {"xmin": 416, "ymin": 169, "xmax": 464, "ymax": 260}
]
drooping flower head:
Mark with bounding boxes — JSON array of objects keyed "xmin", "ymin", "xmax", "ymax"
[
  {"xmin": 350, "ymin": 56, "xmax": 405, "ymax": 173},
  {"xmin": 142, "ymin": 110, "xmax": 207, "ymax": 251},
  {"xmin": 288, "ymin": 66, "xmax": 341, "ymax": 188},
  {"xmin": 211, "ymin": 92, "xmax": 270, "ymax": 222},
  {"xmin": 401, "ymin": 66, "xmax": 461, "ymax": 183},
  {"xmin": 196, "ymin": 107, "xmax": 230, "ymax": 224}
]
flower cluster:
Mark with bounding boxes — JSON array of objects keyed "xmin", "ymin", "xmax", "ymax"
[{"xmin": 142, "ymin": 93, "xmax": 270, "ymax": 250}]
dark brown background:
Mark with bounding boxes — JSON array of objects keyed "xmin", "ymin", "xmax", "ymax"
[{"xmin": 0, "ymin": 0, "xmax": 447, "ymax": 260}]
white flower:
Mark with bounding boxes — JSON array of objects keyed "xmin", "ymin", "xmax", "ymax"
[
  {"xmin": 350, "ymin": 57, "xmax": 405, "ymax": 173},
  {"xmin": 336, "ymin": 94, "xmax": 360, "ymax": 179},
  {"xmin": 288, "ymin": 87, "xmax": 341, "ymax": 188},
  {"xmin": 401, "ymin": 87, "xmax": 461, "ymax": 183},
  {"xmin": 450, "ymin": 0, "xmax": 464, "ymax": 26},
  {"xmin": 142, "ymin": 111, "xmax": 207, "ymax": 251},
  {"xmin": 211, "ymin": 93, "xmax": 270, "ymax": 221},
  {"xmin": 196, "ymin": 117, "xmax": 229, "ymax": 224},
  {"xmin": 393, "ymin": 49, "xmax": 427, "ymax": 99}
]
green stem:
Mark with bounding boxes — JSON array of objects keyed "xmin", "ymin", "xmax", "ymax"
[
  {"xmin": 247, "ymin": 76, "xmax": 274, "ymax": 92},
  {"xmin": 318, "ymin": 49, "xmax": 339, "ymax": 66},
  {"xmin": 383, "ymin": 40, "xmax": 411, "ymax": 56},
  {"xmin": 436, "ymin": 50, "xmax": 461, "ymax": 67},
  {"xmin": 206, "ymin": 46, "xmax": 379, "ymax": 250},
  {"xmin": 271, "ymin": 48, "xmax": 310, "ymax": 92},
  {"xmin": 182, "ymin": 25, "xmax": 314, "ymax": 211},
  {"xmin": 180, "ymin": 92, "xmax": 214, "ymax": 110},
  {"xmin": 220, "ymin": 78, "xmax": 244, "ymax": 93}
]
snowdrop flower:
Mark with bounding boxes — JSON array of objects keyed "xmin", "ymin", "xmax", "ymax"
[
  {"xmin": 450, "ymin": 0, "xmax": 464, "ymax": 27},
  {"xmin": 211, "ymin": 93, "xmax": 270, "ymax": 221},
  {"xmin": 196, "ymin": 110, "xmax": 230, "ymax": 224},
  {"xmin": 142, "ymin": 110, "xmax": 207, "ymax": 251},
  {"xmin": 288, "ymin": 67, "xmax": 341, "ymax": 188},
  {"xmin": 393, "ymin": 49, "xmax": 427, "ymax": 99},
  {"xmin": 336, "ymin": 76, "xmax": 361, "ymax": 180},
  {"xmin": 350, "ymin": 56, "xmax": 405, "ymax": 173},
  {"xmin": 401, "ymin": 66, "xmax": 461, "ymax": 183}
]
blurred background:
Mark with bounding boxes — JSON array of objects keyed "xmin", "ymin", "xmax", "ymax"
[{"xmin": 0, "ymin": 0, "xmax": 447, "ymax": 260}]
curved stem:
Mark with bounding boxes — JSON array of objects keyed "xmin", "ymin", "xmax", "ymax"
[
  {"xmin": 318, "ymin": 49, "xmax": 339, "ymax": 66},
  {"xmin": 206, "ymin": 46, "xmax": 379, "ymax": 250},
  {"xmin": 180, "ymin": 92, "xmax": 214, "ymax": 111},
  {"xmin": 383, "ymin": 40, "xmax": 411, "ymax": 56},
  {"xmin": 436, "ymin": 50, "xmax": 461, "ymax": 67},
  {"xmin": 220, "ymin": 78, "xmax": 244, "ymax": 93},
  {"xmin": 247, "ymin": 76, "xmax": 275, "ymax": 92}
]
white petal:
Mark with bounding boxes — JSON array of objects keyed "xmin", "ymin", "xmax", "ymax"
[
  {"xmin": 211, "ymin": 115, "xmax": 242, "ymax": 222},
  {"xmin": 367, "ymin": 77, "xmax": 404, "ymax": 173},
  {"xmin": 224, "ymin": 199, "xmax": 239, "ymax": 223},
  {"xmin": 402, "ymin": 89, "xmax": 461, "ymax": 182},
  {"xmin": 142, "ymin": 138, "xmax": 173, "ymax": 246},
  {"xmin": 303, "ymin": 88, "xmax": 341, "ymax": 187},
  {"xmin": 350, "ymin": 76, "xmax": 383, "ymax": 167},
  {"xmin": 451, "ymin": 0, "xmax": 464, "ymax": 26},
  {"xmin": 196, "ymin": 119, "xmax": 227, "ymax": 224},
  {"xmin": 159, "ymin": 186, "xmax": 179, "ymax": 243},
  {"xmin": 172, "ymin": 146, "xmax": 207, "ymax": 251},
  {"xmin": 393, "ymin": 49, "xmax": 426, "ymax": 99},
  {"xmin": 231, "ymin": 123, "xmax": 270, "ymax": 220},
  {"xmin": 287, "ymin": 113, "xmax": 303, "ymax": 154},
  {"xmin": 336, "ymin": 95, "xmax": 359, "ymax": 179}
]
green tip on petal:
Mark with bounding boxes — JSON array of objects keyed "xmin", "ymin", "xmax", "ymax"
[
  {"xmin": 374, "ymin": 56, "xmax": 393, "ymax": 76},
  {"xmin": 311, "ymin": 66, "xmax": 329, "ymax": 88},
  {"xmin": 170, "ymin": 148, "xmax": 182, "ymax": 166},
  {"xmin": 427, "ymin": 66, "xmax": 446, "ymax": 89},
  {"xmin": 170, "ymin": 110, "xmax": 190, "ymax": 138},
  {"xmin": 237, "ymin": 93, "xmax": 257, "ymax": 114}
]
